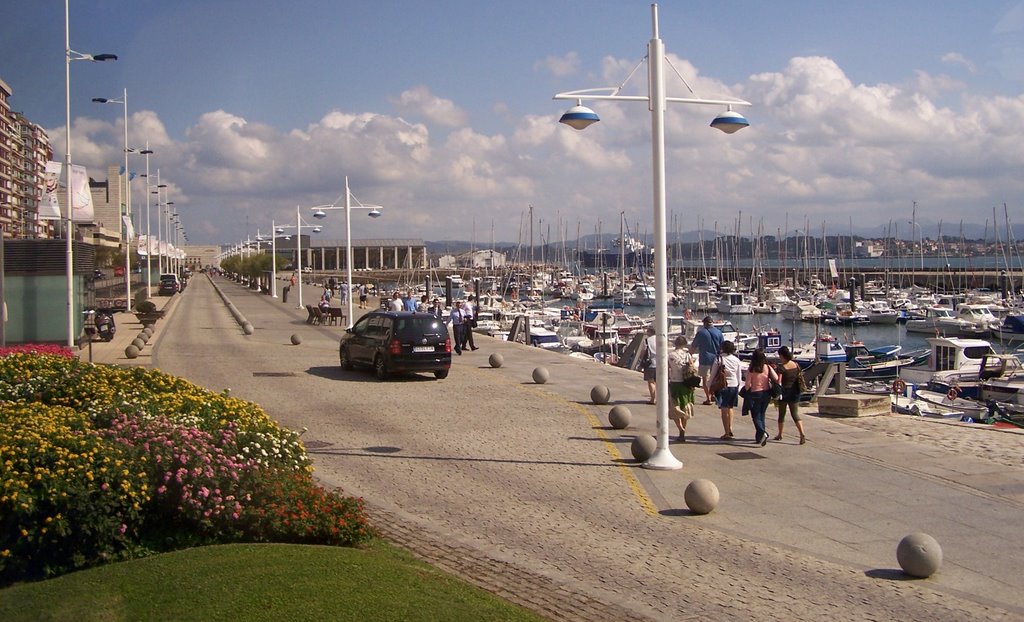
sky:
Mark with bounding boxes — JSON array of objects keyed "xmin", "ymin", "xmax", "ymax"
[{"xmin": 2, "ymin": 0, "xmax": 1023, "ymax": 247}]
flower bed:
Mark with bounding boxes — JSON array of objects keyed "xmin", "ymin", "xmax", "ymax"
[{"xmin": 0, "ymin": 353, "xmax": 372, "ymax": 586}]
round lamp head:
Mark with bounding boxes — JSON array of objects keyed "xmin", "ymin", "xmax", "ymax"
[
  {"xmin": 710, "ymin": 110, "xmax": 749, "ymax": 134},
  {"xmin": 368, "ymin": 209, "xmax": 382, "ymax": 218},
  {"xmin": 313, "ymin": 209, "xmax": 326, "ymax": 219},
  {"xmin": 275, "ymin": 227, "xmax": 284, "ymax": 234},
  {"xmin": 312, "ymin": 226, "xmax": 322, "ymax": 233},
  {"xmin": 559, "ymin": 104, "xmax": 600, "ymax": 130}
]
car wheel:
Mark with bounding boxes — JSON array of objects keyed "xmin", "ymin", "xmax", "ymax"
[
  {"xmin": 433, "ymin": 369, "xmax": 449, "ymax": 380},
  {"xmin": 340, "ymin": 346, "xmax": 353, "ymax": 371},
  {"xmin": 373, "ymin": 355, "xmax": 388, "ymax": 381}
]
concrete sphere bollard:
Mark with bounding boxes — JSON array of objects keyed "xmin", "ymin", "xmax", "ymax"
[
  {"xmin": 684, "ymin": 479, "xmax": 720, "ymax": 515},
  {"xmin": 131, "ymin": 337, "xmax": 145, "ymax": 350},
  {"xmin": 290, "ymin": 334, "xmax": 302, "ymax": 345},
  {"xmin": 124, "ymin": 344, "xmax": 139, "ymax": 359},
  {"xmin": 488, "ymin": 352, "xmax": 504, "ymax": 368},
  {"xmin": 142, "ymin": 327, "xmax": 153, "ymax": 338},
  {"xmin": 137, "ymin": 332, "xmax": 149, "ymax": 344},
  {"xmin": 590, "ymin": 385, "xmax": 611, "ymax": 405},
  {"xmin": 630, "ymin": 435, "xmax": 657, "ymax": 462},
  {"xmin": 897, "ymin": 533, "xmax": 943, "ymax": 578},
  {"xmin": 243, "ymin": 322, "xmax": 255, "ymax": 335},
  {"xmin": 608, "ymin": 405, "xmax": 632, "ymax": 429},
  {"xmin": 532, "ymin": 367, "xmax": 549, "ymax": 384}
]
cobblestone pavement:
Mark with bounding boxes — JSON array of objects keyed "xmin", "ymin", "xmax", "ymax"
[{"xmin": 145, "ymin": 276, "xmax": 1023, "ymax": 621}]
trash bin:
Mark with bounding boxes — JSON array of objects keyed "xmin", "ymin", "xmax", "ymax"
[{"xmin": 283, "ymin": 285, "xmax": 290, "ymax": 303}]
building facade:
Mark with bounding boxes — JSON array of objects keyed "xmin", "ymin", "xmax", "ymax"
[{"xmin": 1, "ymin": 77, "xmax": 54, "ymax": 240}]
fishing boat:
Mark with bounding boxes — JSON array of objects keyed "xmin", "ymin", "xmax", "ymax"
[
  {"xmin": 898, "ymin": 336, "xmax": 997, "ymax": 397},
  {"xmin": 843, "ymin": 342, "xmax": 929, "ymax": 380}
]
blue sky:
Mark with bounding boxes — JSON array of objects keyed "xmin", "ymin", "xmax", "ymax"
[{"xmin": 3, "ymin": 1, "xmax": 1023, "ymax": 246}]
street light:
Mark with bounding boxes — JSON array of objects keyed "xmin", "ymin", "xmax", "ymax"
[
  {"xmin": 64, "ymin": 0, "xmax": 116, "ymax": 346},
  {"xmin": 312, "ymin": 176, "xmax": 384, "ymax": 327},
  {"xmin": 91, "ymin": 89, "xmax": 132, "ymax": 308},
  {"xmin": 554, "ymin": 3, "xmax": 751, "ymax": 470},
  {"xmin": 138, "ymin": 146, "xmax": 154, "ymax": 294}
]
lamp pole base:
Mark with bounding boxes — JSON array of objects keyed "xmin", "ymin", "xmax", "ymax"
[{"xmin": 642, "ymin": 447, "xmax": 683, "ymax": 470}]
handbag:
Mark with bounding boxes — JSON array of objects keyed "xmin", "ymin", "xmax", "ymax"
[
  {"xmin": 769, "ymin": 377, "xmax": 782, "ymax": 400},
  {"xmin": 708, "ymin": 357, "xmax": 727, "ymax": 395},
  {"xmin": 682, "ymin": 375, "xmax": 702, "ymax": 388}
]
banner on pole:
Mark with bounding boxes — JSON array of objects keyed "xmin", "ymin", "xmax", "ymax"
[
  {"xmin": 69, "ymin": 164, "xmax": 94, "ymax": 222},
  {"xmin": 39, "ymin": 161, "xmax": 63, "ymax": 220}
]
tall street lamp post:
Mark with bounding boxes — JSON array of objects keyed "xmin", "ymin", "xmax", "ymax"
[
  {"xmin": 139, "ymin": 146, "xmax": 153, "ymax": 294},
  {"xmin": 64, "ymin": 0, "xmax": 116, "ymax": 346},
  {"xmin": 91, "ymin": 89, "xmax": 132, "ymax": 308},
  {"xmin": 312, "ymin": 176, "xmax": 384, "ymax": 328},
  {"xmin": 554, "ymin": 3, "xmax": 751, "ymax": 470}
]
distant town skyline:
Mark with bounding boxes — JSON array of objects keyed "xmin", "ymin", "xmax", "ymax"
[{"xmin": 3, "ymin": 0, "xmax": 1022, "ymax": 246}]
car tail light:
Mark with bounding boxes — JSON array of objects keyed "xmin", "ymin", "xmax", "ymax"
[
  {"xmin": 388, "ymin": 339, "xmax": 401, "ymax": 355},
  {"xmin": 443, "ymin": 338, "xmax": 451, "ymax": 353}
]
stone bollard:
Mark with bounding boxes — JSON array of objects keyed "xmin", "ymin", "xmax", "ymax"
[
  {"xmin": 532, "ymin": 367, "xmax": 549, "ymax": 384},
  {"xmin": 243, "ymin": 322, "xmax": 255, "ymax": 335},
  {"xmin": 125, "ymin": 344, "xmax": 139, "ymax": 359},
  {"xmin": 138, "ymin": 331, "xmax": 149, "ymax": 344},
  {"xmin": 684, "ymin": 479, "xmax": 720, "ymax": 515},
  {"xmin": 897, "ymin": 533, "xmax": 942, "ymax": 578},
  {"xmin": 131, "ymin": 337, "xmax": 145, "ymax": 350},
  {"xmin": 608, "ymin": 405, "xmax": 632, "ymax": 429},
  {"xmin": 630, "ymin": 435, "xmax": 657, "ymax": 462},
  {"xmin": 590, "ymin": 385, "xmax": 611, "ymax": 405},
  {"xmin": 290, "ymin": 334, "xmax": 302, "ymax": 345},
  {"xmin": 488, "ymin": 353, "xmax": 504, "ymax": 368}
]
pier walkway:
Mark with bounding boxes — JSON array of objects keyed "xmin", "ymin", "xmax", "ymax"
[{"xmin": 85, "ymin": 276, "xmax": 1024, "ymax": 621}]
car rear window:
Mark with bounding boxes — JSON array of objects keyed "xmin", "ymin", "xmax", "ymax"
[{"xmin": 395, "ymin": 317, "xmax": 446, "ymax": 338}]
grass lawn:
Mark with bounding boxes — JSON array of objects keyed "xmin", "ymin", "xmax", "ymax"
[{"xmin": 0, "ymin": 541, "xmax": 548, "ymax": 622}]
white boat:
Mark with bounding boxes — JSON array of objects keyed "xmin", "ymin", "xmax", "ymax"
[
  {"xmin": 898, "ymin": 336, "xmax": 997, "ymax": 389},
  {"xmin": 954, "ymin": 303, "xmax": 1000, "ymax": 333},
  {"xmin": 781, "ymin": 300, "xmax": 822, "ymax": 322},
  {"xmin": 715, "ymin": 291, "xmax": 753, "ymax": 315},
  {"xmin": 628, "ymin": 284, "xmax": 657, "ymax": 307},
  {"xmin": 863, "ymin": 300, "xmax": 900, "ymax": 325},
  {"xmin": 905, "ymin": 306, "xmax": 981, "ymax": 337}
]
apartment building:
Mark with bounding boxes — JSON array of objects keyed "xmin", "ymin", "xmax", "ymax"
[{"xmin": 0, "ymin": 77, "xmax": 54, "ymax": 240}]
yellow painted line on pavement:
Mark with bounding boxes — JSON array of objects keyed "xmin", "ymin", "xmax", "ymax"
[{"xmin": 495, "ymin": 371, "xmax": 659, "ymax": 517}]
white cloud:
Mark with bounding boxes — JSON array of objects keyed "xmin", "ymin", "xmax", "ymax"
[
  {"xmin": 389, "ymin": 86, "xmax": 468, "ymax": 128},
  {"xmin": 535, "ymin": 52, "xmax": 580, "ymax": 77},
  {"xmin": 50, "ymin": 53, "xmax": 1024, "ymax": 245},
  {"xmin": 940, "ymin": 52, "xmax": 976, "ymax": 73}
]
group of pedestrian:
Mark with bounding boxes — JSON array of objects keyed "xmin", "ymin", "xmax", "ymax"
[
  {"xmin": 644, "ymin": 315, "xmax": 808, "ymax": 446},
  {"xmin": 447, "ymin": 296, "xmax": 479, "ymax": 355}
]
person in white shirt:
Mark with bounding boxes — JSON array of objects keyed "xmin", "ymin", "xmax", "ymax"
[
  {"xmin": 708, "ymin": 340, "xmax": 742, "ymax": 440},
  {"xmin": 388, "ymin": 291, "xmax": 403, "ymax": 312},
  {"xmin": 460, "ymin": 297, "xmax": 478, "ymax": 351}
]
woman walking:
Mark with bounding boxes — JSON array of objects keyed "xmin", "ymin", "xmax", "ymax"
[
  {"xmin": 774, "ymin": 346, "xmax": 808, "ymax": 444},
  {"xmin": 743, "ymin": 349, "xmax": 779, "ymax": 446},
  {"xmin": 709, "ymin": 340, "xmax": 742, "ymax": 440},
  {"xmin": 667, "ymin": 335, "xmax": 697, "ymax": 442}
]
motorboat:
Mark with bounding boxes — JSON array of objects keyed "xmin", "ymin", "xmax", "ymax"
[
  {"xmin": 898, "ymin": 336, "xmax": 997, "ymax": 395},
  {"xmin": 715, "ymin": 290, "xmax": 753, "ymax": 315},
  {"xmin": 627, "ymin": 283, "xmax": 657, "ymax": 307},
  {"xmin": 843, "ymin": 342, "xmax": 928, "ymax": 380},
  {"xmin": 781, "ymin": 300, "xmax": 822, "ymax": 322},
  {"xmin": 954, "ymin": 303, "xmax": 1000, "ymax": 334},
  {"xmin": 863, "ymin": 300, "xmax": 900, "ymax": 325},
  {"xmin": 991, "ymin": 315, "xmax": 1024, "ymax": 345},
  {"xmin": 904, "ymin": 306, "xmax": 982, "ymax": 337}
]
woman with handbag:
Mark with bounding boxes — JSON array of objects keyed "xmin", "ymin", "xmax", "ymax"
[
  {"xmin": 708, "ymin": 341, "xmax": 742, "ymax": 440},
  {"xmin": 743, "ymin": 349, "xmax": 780, "ymax": 446},
  {"xmin": 774, "ymin": 346, "xmax": 808, "ymax": 444},
  {"xmin": 667, "ymin": 335, "xmax": 698, "ymax": 442}
]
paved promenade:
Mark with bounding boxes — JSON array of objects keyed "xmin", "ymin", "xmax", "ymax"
[{"xmin": 86, "ymin": 275, "xmax": 1024, "ymax": 621}]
